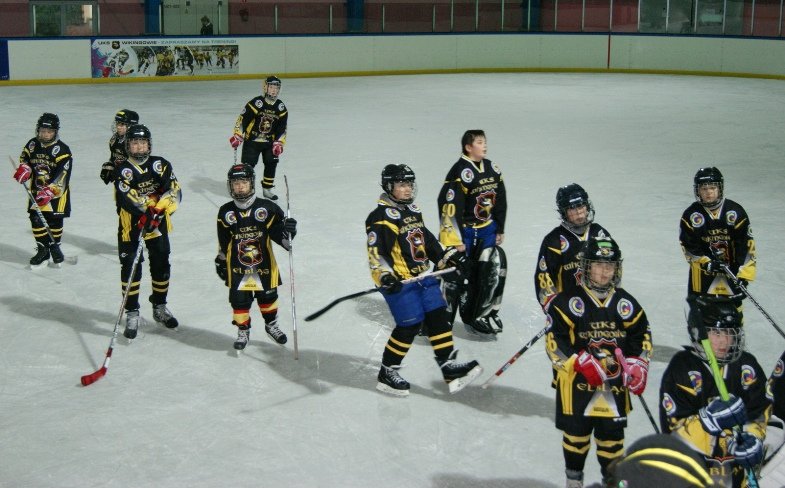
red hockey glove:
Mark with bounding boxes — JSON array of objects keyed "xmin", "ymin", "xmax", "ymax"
[
  {"xmin": 574, "ymin": 350, "xmax": 607, "ymax": 386},
  {"xmin": 623, "ymin": 357, "xmax": 649, "ymax": 395},
  {"xmin": 35, "ymin": 187, "xmax": 55, "ymax": 206},
  {"xmin": 272, "ymin": 141, "xmax": 284, "ymax": 157},
  {"xmin": 229, "ymin": 134, "xmax": 243, "ymax": 149},
  {"xmin": 138, "ymin": 207, "xmax": 164, "ymax": 232},
  {"xmin": 13, "ymin": 163, "xmax": 32, "ymax": 184}
]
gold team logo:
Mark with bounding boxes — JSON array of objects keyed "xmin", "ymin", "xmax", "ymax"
[
  {"xmin": 559, "ymin": 235, "xmax": 569, "ymax": 252},
  {"xmin": 260, "ymin": 117, "xmax": 273, "ymax": 134},
  {"xmin": 406, "ymin": 228, "xmax": 428, "ymax": 263},
  {"xmin": 568, "ymin": 296, "xmax": 584, "ymax": 316},
  {"xmin": 237, "ymin": 239, "xmax": 263, "ymax": 267},
  {"xmin": 254, "ymin": 207, "xmax": 268, "ymax": 222},
  {"xmin": 690, "ymin": 211, "xmax": 705, "ymax": 228},
  {"xmin": 688, "ymin": 370, "xmax": 703, "ymax": 394},
  {"xmin": 473, "ymin": 190, "xmax": 495, "ymax": 221},
  {"xmin": 662, "ymin": 393, "xmax": 676, "ymax": 415},
  {"xmin": 726, "ymin": 210, "xmax": 738, "ymax": 225},
  {"xmin": 740, "ymin": 365, "xmax": 756, "ymax": 390},
  {"xmin": 617, "ymin": 299, "xmax": 633, "ymax": 320}
]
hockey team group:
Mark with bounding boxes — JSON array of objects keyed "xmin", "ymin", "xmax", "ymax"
[{"xmin": 10, "ymin": 75, "xmax": 785, "ymax": 488}]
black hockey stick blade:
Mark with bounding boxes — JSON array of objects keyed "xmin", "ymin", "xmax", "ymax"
[{"xmin": 304, "ymin": 288, "xmax": 378, "ymax": 321}]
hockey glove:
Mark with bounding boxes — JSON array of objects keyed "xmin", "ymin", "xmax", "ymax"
[
  {"xmin": 283, "ymin": 218, "xmax": 297, "ymax": 239},
  {"xmin": 727, "ymin": 432, "xmax": 764, "ymax": 469},
  {"xmin": 100, "ymin": 162, "xmax": 115, "ymax": 185},
  {"xmin": 35, "ymin": 187, "xmax": 55, "ymax": 207},
  {"xmin": 698, "ymin": 395, "xmax": 747, "ymax": 436},
  {"xmin": 701, "ymin": 258, "xmax": 725, "ymax": 275},
  {"xmin": 574, "ymin": 350, "xmax": 607, "ymax": 387},
  {"xmin": 214, "ymin": 255, "xmax": 228, "ymax": 281},
  {"xmin": 272, "ymin": 141, "xmax": 284, "ymax": 157},
  {"xmin": 730, "ymin": 278, "xmax": 749, "ymax": 296},
  {"xmin": 438, "ymin": 247, "xmax": 469, "ymax": 277},
  {"xmin": 138, "ymin": 207, "xmax": 164, "ymax": 232},
  {"xmin": 13, "ymin": 163, "xmax": 32, "ymax": 184},
  {"xmin": 379, "ymin": 273, "xmax": 402, "ymax": 294},
  {"xmin": 229, "ymin": 134, "xmax": 243, "ymax": 149},
  {"xmin": 623, "ymin": 357, "xmax": 649, "ymax": 395}
]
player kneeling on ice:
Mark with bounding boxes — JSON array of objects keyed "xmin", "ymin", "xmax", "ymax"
[
  {"xmin": 215, "ymin": 164, "xmax": 296, "ymax": 351},
  {"xmin": 366, "ymin": 164, "xmax": 481, "ymax": 397}
]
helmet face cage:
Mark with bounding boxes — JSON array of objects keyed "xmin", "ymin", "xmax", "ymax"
[
  {"xmin": 36, "ymin": 113, "xmax": 60, "ymax": 143},
  {"xmin": 556, "ymin": 184, "xmax": 595, "ymax": 232},
  {"xmin": 381, "ymin": 164, "xmax": 417, "ymax": 205},
  {"xmin": 264, "ymin": 76, "xmax": 281, "ymax": 100},
  {"xmin": 693, "ymin": 167, "xmax": 724, "ymax": 207},
  {"xmin": 227, "ymin": 164, "xmax": 255, "ymax": 201},
  {"xmin": 688, "ymin": 299, "xmax": 745, "ymax": 364},
  {"xmin": 579, "ymin": 237, "xmax": 623, "ymax": 293},
  {"xmin": 125, "ymin": 124, "xmax": 152, "ymax": 161}
]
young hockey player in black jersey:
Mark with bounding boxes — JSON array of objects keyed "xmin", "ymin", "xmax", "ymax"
[
  {"xmin": 100, "ymin": 109, "xmax": 139, "ymax": 185},
  {"xmin": 367, "ymin": 164, "xmax": 480, "ymax": 396},
  {"xmin": 215, "ymin": 164, "xmax": 297, "ymax": 351},
  {"xmin": 761, "ymin": 349, "xmax": 785, "ymax": 485},
  {"xmin": 437, "ymin": 129, "xmax": 508, "ymax": 335},
  {"xmin": 534, "ymin": 183, "xmax": 610, "ymax": 309},
  {"xmin": 12, "ymin": 113, "xmax": 73, "ymax": 267},
  {"xmin": 660, "ymin": 297, "xmax": 769, "ymax": 488},
  {"xmin": 544, "ymin": 236, "xmax": 652, "ymax": 488},
  {"xmin": 114, "ymin": 124, "xmax": 181, "ymax": 339},
  {"xmin": 229, "ymin": 75, "xmax": 288, "ymax": 200},
  {"xmin": 679, "ymin": 167, "xmax": 756, "ymax": 299}
]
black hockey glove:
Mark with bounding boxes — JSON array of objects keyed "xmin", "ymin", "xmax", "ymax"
[
  {"xmin": 100, "ymin": 162, "xmax": 115, "ymax": 185},
  {"xmin": 215, "ymin": 255, "xmax": 228, "ymax": 281},
  {"xmin": 379, "ymin": 273, "xmax": 402, "ymax": 294},
  {"xmin": 700, "ymin": 259, "xmax": 725, "ymax": 275},
  {"xmin": 283, "ymin": 218, "xmax": 297, "ymax": 239},
  {"xmin": 730, "ymin": 278, "xmax": 749, "ymax": 297},
  {"xmin": 438, "ymin": 247, "xmax": 469, "ymax": 277}
]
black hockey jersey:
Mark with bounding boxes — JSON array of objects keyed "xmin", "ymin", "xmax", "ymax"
[
  {"xmin": 769, "ymin": 350, "xmax": 785, "ymax": 421},
  {"xmin": 20, "ymin": 137, "xmax": 73, "ymax": 217},
  {"xmin": 534, "ymin": 223, "xmax": 610, "ymax": 307},
  {"xmin": 679, "ymin": 199, "xmax": 756, "ymax": 296},
  {"xmin": 233, "ymin": 95, "xmax": 288, "ymax": 145},
  {"xmin": 366, "ymin": 194, "xmax": 445, "ymax": 285},
  {"xmin": 216, "ymin": 197, "xmax": 290, "ymax": 291},
  {"xmin": 437, "ymin": 155, "xmax": 507, "ymax": 247}
]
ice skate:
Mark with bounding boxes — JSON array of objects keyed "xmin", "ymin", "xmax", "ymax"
[
  {"xmin": 29, "ymin": 243, "xmax": 50, "ymax": 268},
  {"xmin": 262, "ymin": 187, "xmax": 278, "ymax": 200},
  {"xmin": 153, "ymin": 304, "xmax": 179, "ymax": 329},
  {"xmin": 468, "ymin": 314, "xmax": 502, "ymax": 335},
  {"xmin": 565, "ymin": 469, "xmax": 583, "ymax": 488},
  {"xmin": 437, "ymin": 350, "xmax": 483, "ymax": 394},
  {"xmin": 49, "ymin": 243, "xmax": 64, "ymax": 265},
  {"xmin": 234, "ymin": 326, "xmax": 250, "ymax": 351},
  {"xmin": 376, "ymin": 364, "xmax": 410, "ymax": 397},
  {"xmin": 124, "ymin": 310, "xmax": 140, "ymax": 339},
  {"xmin": 265, "ymin": 321, "xmax": 287, "ymax": 344}
]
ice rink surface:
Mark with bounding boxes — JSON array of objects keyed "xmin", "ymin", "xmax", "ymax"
[{"xmin": 0, "ymin": 73, "xmax": 784, "ymax": 487}]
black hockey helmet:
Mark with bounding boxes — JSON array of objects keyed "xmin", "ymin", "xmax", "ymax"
[
  {"xmin": 688, "ymin": 296, "xmax": 745, "ymax": 365},
  {"xmin": 578, "ymin": 236, "xmax": 622, "ymax": 293},
  {"xmin": 693, "ymin": 166, "xmax": 724, "ymax": 207},
  {"xmin": 125, "ymin": 124, "xmax": 152, "ymax": 161},
  {"xmin": 381, "ymin": 164, "xmax": 417, "ymax": 204},
  {"xmin": 36, "ymin": 113, "xmax": 60, "ymax": 143},
  {"xmin": 609, "ymin": 434, "xmax": 715, "ymax": 487},
  {"xmin": 556, "ymin": 183, "xmax": 594, "ymax": 232},
  {"xmin": 227, "ymin": 163, "xmax": 255, "ymax": 201},
  {"xmin": 115, "ymin": 109, "xmax": 139, "ymax": 125},
  {"xmin": 264, "ymin": 75, "xmax": 282, "ymax": 99}
]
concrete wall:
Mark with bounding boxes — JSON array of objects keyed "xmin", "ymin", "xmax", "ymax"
[{"xmin": 3, "ymin": 33, "xmax": 785, "ymax": 83}]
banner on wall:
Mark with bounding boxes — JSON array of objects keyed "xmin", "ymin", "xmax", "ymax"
[{"xmin": 90, "ymin": 38, "xmax": 238, "ymax": 78}]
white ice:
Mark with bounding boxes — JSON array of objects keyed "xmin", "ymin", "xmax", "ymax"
[{"xmin": 1, "ymin": 73, "xmax": 784, "ymax": 487}]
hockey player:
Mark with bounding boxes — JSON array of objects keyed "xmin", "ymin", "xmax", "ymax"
[
  {"xmin": 229, "ymin": 75, "xmax": 288, "ymax": 200},
  {"xmin": 12, "ymin": 113, "xmax": 73, "ymax": 267},
  {"xmin": 114, "ymin": 124, "xmax": 181, "ymax": 339},
  {"xmin": 100, "ymin": 109, "xmax": 139, "ymax": 185},
  {"xmin": 759, "ymin": 349, "xmax": 785, "ymax": 487},
  {"xmin": 534, "ymin": 183, "xmax": 610, "ymax": 309},
  {"xmin": 660, "ymin": 297, "xmax": 770, "ymax": 488},
  {"xmin": 679, "ymin": 167, "xmax": 756, "ymax": 300},
  {"xmin": 215, "ymin": 164, "xmax": 297, "ymax": 351},
  {"xmin": 437, "ymin": 129, "xmax": 507, "ymax": 335},
  {"xmin": 544, "ymin": 236, "xmax": 652, "ymax": 488},
  {"xmin": 368, "ymin": 164, "xmax": 480, "ymax": 396}
]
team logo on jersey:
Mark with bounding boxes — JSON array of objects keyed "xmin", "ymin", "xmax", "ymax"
[
  {"xmin": 367, "ymin": 231, "xmax": 377, "ymax": 246},
  {"xmin": 766, "ymin": 378, "xmax": 775, "ymax": 402},
  {"xmin": 52, "ymin": 145, "xmax": 61, "ymax": 156},
  {"xmin": 153, "ymin": 160, "xmax": 163, "ymax": 174},
  {"xmin": 538, "ymin": 256, "xmax": 547, "ymax": 272},
  {"xmin": 118, "ymin": 182, "xmax": 130, "ymax": 193},
  {"xmin": 568, "ymin": 297, "xmax": 584, "ymax": 316},
  {"xmin": 121, "ymin": 167, "xmax": 134, "ymax": 181},
  {"xmin": 747, "ymin": 226, "xmax": 754, "ymax": 237},
  {"xmin": 225, "ymin": 210, "xmax": 237, "ymax": 225},
  {"xmin": 617, "ymin": 299, "xmax": 633, "ymax": 320},
  {"xmin": 406, "ymin": 228, "xmax": 428, "ymax": 263},
  {"xmin": 278, "ymin": 102, "xmax": 285, "ymax": 111},
  {"xmin": 773, "ymin": 358, "xmax": 784, "ymax": 378},
  {"xmin": 473, "ymin": 190, "xmax": 496, "ymax": 222},
  {"xmin": 492, "ymin": 162, "xmax": 501, "ymax": 174},
  {"xmin": 27, "ymin": 141, "xmax": 35, "ymax": 151},
  {"xmin": 254, "ymin": 100, "xmax": 264, "ymax": 109},
  {"xmin": 559, "ymin": 235, "xmax": 569, "ymax": 253},
  {"xmin": 688, "ymin": 371, "xmax": 703, "ymax": 394},
  {"xmin": 237, "ymin": 238, "xmax": 263, "ymax": 267},
  {"xmin": 461, "ymin": 168, "xmax": 474, "ymax": 183},
  {"xmin": 445, "ymin": 189, "xmax": 455, "ymax": 202},
  {"xmin": 726, "ymin": 210, "xmax": 738, "ymax": 226},
  {"xmin": 385, "ymin": 208, "xmax": 401, "ymax": 220},
  {"xmin": 408, "ymin": 203, "xmax": 421, "ymax": 213},
  {"xmin": 740, "ymin": 365, "xmax": 756, "ymax": 390},
  {"xmin": 689, "ymin": 212, "xmax": 705, "ymax": 228},
  {"xmin": 254, "ymin": 207, "xmax": 268, "ymax": 222},
  {"xmin": 261, "ymin": 117, "xmax": 273, "ymax": 134},
  {"xmin": 661, "ymin": 393, "xmax": 676, "ymax": 415}
]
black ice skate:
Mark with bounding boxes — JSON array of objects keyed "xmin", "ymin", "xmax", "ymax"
[
  {"xmin": 437, "ymin": 350, "xmax": 482, "ymax": 394},
  {"xmin": 124, "ymin": 310, "xmax": 140, "ymax": 339},
  {"xmin": 468, "ymin": 313, "xmax": 503, "ymax": 335},
  {"xmin": 565, "ymin": 469, "xmax": 584, "ymax": 488},
  {"xmin": 262, "ymin": 187, "xmax": 278, "ymax": 200},
  {"xmin": 376, "ymin": 364, "xmax": 410, "ymax": 397},
  {"xmin": 234, "ymin": 326, "xmax": 250, "ymax": 351},
  {"xmin": 49, "ymin": 243, "xmax": 64, "ymax": 265},
  {"xmin": 265, "ymin": 321, "xmax": 287, "ymax": 344},
  {"xmin": 29, "ymin": 243, "xmax": 50, "ymax": 268},
  {"xmin": 153, "ymin": 304, "xmax": 179, "ymax": 329}
]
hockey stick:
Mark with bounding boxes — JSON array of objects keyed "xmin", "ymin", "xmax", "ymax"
[
  {"xmin": 614, "ymin": 348, "xmax": 660, "ymax": 434},
  {"xmin": 8, "ymin": 156, "xmax": 76, "ymax": 265},
  {"xmin": 304, "ymin": 267, "xmax": 457, "ymax": 322},
  {"xmin": 284, "ymin": 175, "xmax": 298, "ymax": 360},
  {"xmin": 481, "ymin": 323, "xmax": 551, "ymax": 389},
  {"xmin": 718, "ymin": 263, "xmax": 785, "ymax": 340},
  {"xmin": 81, "ymin": 235, "xmax": 145, "ymax": 386}
]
